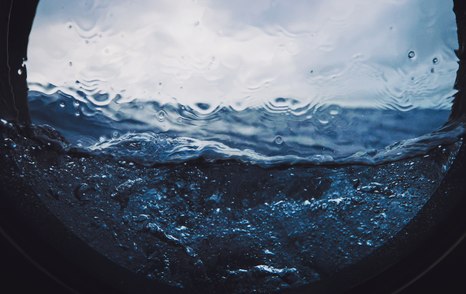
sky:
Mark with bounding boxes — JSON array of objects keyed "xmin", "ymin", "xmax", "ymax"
[{"xmin": 27, "ymin": 0, "xmax": 459, "ymax": 111}]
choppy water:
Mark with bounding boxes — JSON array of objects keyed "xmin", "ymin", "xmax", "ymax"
[
  {"xmin": 26, "ymin": 0, "xmax": 464, "ymax": 165},
  {"xmin": 9, "ymin": 1, "xmax": 465, "ymax": 291}
]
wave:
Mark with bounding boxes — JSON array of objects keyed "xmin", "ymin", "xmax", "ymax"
[{"xmin": 28, "ymin": 90, "xmax": 464, "ymax": 167}]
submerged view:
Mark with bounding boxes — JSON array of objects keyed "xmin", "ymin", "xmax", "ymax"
[{"xmin": 1, "ymin": 0, "xmax": 465, "ymax": 293}]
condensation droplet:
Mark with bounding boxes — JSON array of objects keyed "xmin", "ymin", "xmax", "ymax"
[
  {"xmin": 408, "ymin": 50, "xmax": 416, "ymax": 59},
  {"xmin": 59, "ymin": 102, "xmax": 65, "ymax": 108},
  {"xmin": 74, "ymin": 111, "xmax": 81, "ymax": 117},
  {"xmin": 432, "ymin": 57, "xmax": 439, "ymax": 64},
  {"xmin": 17, "ymin": 69, "xmax": 22, "ymax": 75},
  {"xmin": 73, "ymin": 101, "xmax": 80, "ymax": 108},
  {"xmin": 274, "ymin": 136, "xmax": 284, "ymax": 145}
]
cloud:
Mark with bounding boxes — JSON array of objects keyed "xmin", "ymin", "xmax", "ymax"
[{"xmin": 28, "ymin": 0, "xmax": 458, "ymax": 110}]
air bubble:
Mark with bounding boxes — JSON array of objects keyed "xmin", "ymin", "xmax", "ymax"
[
  {"xmin": 432, "ymin": 57, "xmax": 439, "ymax": 64},
  {"xmin": 408, "ymin": 51, "xmax": 416, "ymax": 59}
]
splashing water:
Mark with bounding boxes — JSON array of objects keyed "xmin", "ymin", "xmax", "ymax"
[
  {"xmin": 7, "ymin": 1, "xmax": 465, "ymax": 291},
  {"xmin": 27, "ymin": 0, "xmax": 463, "ymax": 165}
]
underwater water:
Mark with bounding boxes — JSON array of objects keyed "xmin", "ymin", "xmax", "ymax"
[{"xmin": 26, "ymin": 0, "xmax": 462, "ymax": 166}]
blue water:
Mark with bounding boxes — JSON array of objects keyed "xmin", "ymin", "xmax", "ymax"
[{"xmin": 28, "ymin": 90, "xmax": 463, "ymax": 166}]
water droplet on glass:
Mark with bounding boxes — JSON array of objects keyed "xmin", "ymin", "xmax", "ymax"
[
  {"xmin": 274, "ymin": 136, "xmax": 284, "ymax": 145},
  {"xmin": 195, "ymin": 103, "xmax": 210, "ymax": 111},
  {"xmin": 157, "ymin": 110, "xmax": 166, "ymax": 122},
  {"xmin": 433, "ymin": 57, "xmax": 439, "ymax": 64},
  {"xmin": 17, "ymin": 68, "xmax": 22, "ymax": 75},
  {"xmin": 408, "ymin": 50, "xmax": 416, "ymax": 59},
  {"xmin": 69, "ymin": 61, "xmax": 73, "ymax": 66},
  {"xmin": 329, "ymin": 109, "xmax": 340, "ymax": 116},
  {"xmin": 74, "ymin": 111, "xmax": 80, "ymax": 117},
  {"xmin": 73, "ymin": 101, "xmax": 80, "ymax": 108},
  {"xmin": 59, "ymin": 102, "xmax": 65, "ymax": 108}
]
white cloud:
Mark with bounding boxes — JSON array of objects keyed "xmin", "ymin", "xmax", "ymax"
[{"xmin": 28, "ymin": 0, "xmax": 458, "ymax": 110}]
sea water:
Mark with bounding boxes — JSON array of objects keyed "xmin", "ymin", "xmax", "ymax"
[{"xmin": 5, "ymin": 1, "xmax": 464, "ymax": 291}]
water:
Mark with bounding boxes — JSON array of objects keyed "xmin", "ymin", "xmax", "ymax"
[
  {"xmin": 0, "ymin": 118, "xmax": 462, "ymax": 292},
  {"xmin": 26, "ymin": 0, "xmax": 463, "ymax": 166},
  {"xmin": 4, "ymin": 2, "xmax": 465, "ymax": 291}
]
